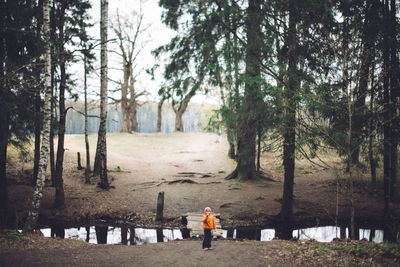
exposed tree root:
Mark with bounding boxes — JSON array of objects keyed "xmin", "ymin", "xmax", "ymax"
[{"xmin": 225, "ymin": 168, "xmax": 276, "ymax": 182}]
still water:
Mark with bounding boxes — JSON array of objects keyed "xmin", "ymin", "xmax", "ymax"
[{"xmin": 39, "ymin": 225, "xmax": 385, "ymax": 245}]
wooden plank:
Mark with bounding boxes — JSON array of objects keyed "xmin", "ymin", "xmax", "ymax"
[{"xmin": 185, "ymin": 213, "xmax": 223, "ymax": 237}]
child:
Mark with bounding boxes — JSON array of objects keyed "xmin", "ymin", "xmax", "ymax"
[{"xmin": 202, "ymin": 206, "xmax": 216, "ymax": 250}]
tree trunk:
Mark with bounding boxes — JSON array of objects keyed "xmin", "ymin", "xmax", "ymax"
[
  {"xmin": 33, "ymin": 0, "xmax": 44, "ymax": 182},
  {"xmin": 0, "ymin": 6, "xmax": 9, "ymax": 225},
  {"xmin": 23, "ymin": 0, "xmax": 52, "ymax": 232},
  {"xmin": 54, "ymin": 0, "xmax": 67, "ymax": 209},
  {"xmin": 256, "ymin": 127, "xmax": 262, "ymax": 172},
  {"xmin": 0, "ymin": 107, "xmax": 9, "ymax": 229},
  {"xmin": 348, "ymin": 90, "xmax": 355, "ymax": 239},
  {"xmin": 128, "ymin": 76, "xmax": 138, "ymax": 133},
  {"xmin": 228, "ymin": 137, "xmax": 236, "ymax": 159},
  {"xmin": 156, "ymin": 98, "xmax": 165, "ymax": 133},
  {"xmin": 33, "ymin": 91, "xmax": 41, "ymax": 181},
  {"xmin": 93, "ymin": 139, "xmax": 101, "ymax": 174},
  {"xmin": 351, "ymin": 0, "xmax": 378, "ymax": 166},
  {"xmin": 129, "ymin": 100, "xmax": 138, "ymax": 132},
  {"xmin": 226, "ymin": 1, "xmax": 261, "ymax": 181},
  {"xmin": 50, "ymin": 60, "xmax": 55, "ymax": 186},
  {"xmin": 120, "ymin": 60, "xmax": 129, "ymax": 133},
  {"xmin": 174, "ymin": 109, "xmax": 184, "ymax": 132},
  {"xmin": 369, "ymin": 46, "xmax": 376, "ymax": 182},
  {"xmin": 382, "ymin": 0, "xmax": 391, "ymax": 212},
  {"xmin": 280, "ymin": 0, "xmax": 297, "ymax": 222},
  {"xmin": 84, "ymin": 54, "xmax": 91, "ymax": 184},
  {"xmin": 173, "ymin": 83, "xmax": 198, "ymax": 132},
  {"xmin": 49, "ymin": 0, "xmax": 56, "ymax": 186},
  {"xmin": 389, "ymin": 0, "xmax": 398, "ymax": 202},
  {"xmin": 96, "ymin": 0, "xmax": 109, "ymax": 189}
]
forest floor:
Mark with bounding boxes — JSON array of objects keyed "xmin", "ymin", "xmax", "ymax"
[
  {"xmin": 6, "ymin": 132, "xmax": 397, "ymax": 227},
  {"xmin": 2, "ymin": 132, "xmax": 400, "ymax": 266}
]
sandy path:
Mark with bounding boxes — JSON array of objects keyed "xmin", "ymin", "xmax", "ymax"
[{"xmin": 0, "ymin": 240, "xmax": 291, "ymax": 267}]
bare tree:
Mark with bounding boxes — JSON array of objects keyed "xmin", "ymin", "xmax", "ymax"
[{"xmin": 110, "ymin": 6, "xmax": 148, "ymax": 133}]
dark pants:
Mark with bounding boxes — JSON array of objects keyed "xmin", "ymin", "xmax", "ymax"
[{"xmin": 202, "ymin": 229, "xmax": 212, "ymax": 249}]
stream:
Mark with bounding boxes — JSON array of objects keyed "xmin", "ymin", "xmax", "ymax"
[{"xmin": 38, "ymin": 224, "xmax": 388, "ymax": 245}]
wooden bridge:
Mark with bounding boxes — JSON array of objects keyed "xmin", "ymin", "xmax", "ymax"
[{"xmin": 185, "ymin": 212, "xmax": 224, "ymax": 237}]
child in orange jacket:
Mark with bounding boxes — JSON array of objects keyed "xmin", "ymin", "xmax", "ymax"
[{"xmin": 202, "ymin": 207, "xmax": 216, "ymax": 250}]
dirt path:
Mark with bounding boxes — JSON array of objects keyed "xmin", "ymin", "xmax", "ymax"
[
  {"xmin": 0, "ymin": 239, "xmax": 289, "ymax": 267},
  {"xmin": 1, "ymin": 232, "xmax": 398, "ymax": 267}
]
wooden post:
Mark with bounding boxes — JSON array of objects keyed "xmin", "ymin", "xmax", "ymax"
[
  {"xmin": 340, "ymin": 226, "xmax": 346, "ymax": 239},
  {"xmin": 156, "ymin": 228, "xmax": 163, "ymax": 242},
  {"xmin": 155, "ymin": 191, "xmax": 164, "ymax": 221},
  {"xmin": 95, "ymin": 226, "xmax": 108, "ymax": 244},
  {"xmin": 77, "ymin": 152, "xmax": 83, "ymax": 170},
  {"xmin": 85, "ymin": 226, "xmax": 90, "ymax": 242},
  {"xmin": 121, "ymin": 226, "xmax": 128, "ymax": 245},
  {"xmin": 129, "ymin": 227, "xmax": 135, "ymax": 245}
]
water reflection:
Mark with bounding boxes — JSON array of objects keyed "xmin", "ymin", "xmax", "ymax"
[
  {"xmin": 40, "ymin": 226, "xmax": 184, "ymax": 245},
  {"xmin": 232, "ymin": 226, "xmax": 385, "ymax": 243},
  {"xmin": 40, "ymin": 225, "xmax": 387, "ymax": 245}
]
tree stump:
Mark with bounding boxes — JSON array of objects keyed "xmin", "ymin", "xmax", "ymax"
[
  {"xmin": 155, "ymin": 191, "xmax": 164, "ymax": 221},
  {"xmin": 77, "ymin": 152, "xmax": 83, "ymax": 170}
]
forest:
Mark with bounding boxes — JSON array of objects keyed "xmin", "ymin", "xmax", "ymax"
[{"xmin": 0, "ymin": 0, "xmax": 399, "ymax": 266}]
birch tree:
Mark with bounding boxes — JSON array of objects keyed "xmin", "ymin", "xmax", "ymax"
[
  {"xmin": 23, "ymin": 0, "xmax": 52, "ymax": 232},
  {"xmin": 94, "ymin": 0, "xmax": 109, "ymax": 188}
]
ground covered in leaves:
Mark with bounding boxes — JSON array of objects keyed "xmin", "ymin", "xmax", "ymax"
[{"xmin": 0, "ymin": 230, "xmax": 399, "ymax": 266}]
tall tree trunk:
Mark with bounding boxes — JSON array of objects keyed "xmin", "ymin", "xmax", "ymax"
[
  {"xmin": 0, "ymin": 113, "xmax": 9, "ymax": 227},
  {"xmin": 174, "ymin": 109, "xmax": 184, "ymax": 132},
  {"xmin": 0, "ymin": 5, "xmax": 9, "ymax": 223},
  {"xmin": 23, "ymin": 0, "xmax": 52, "ymax": 232},
  {"xmin": 33, "ymin": 91, "xmax": 41, "ymax": 181},
  {"xmin": 256, "ymin": 127, "xmax": 262, "ymax": 172},
  {"xmin": 54, "ymin": 0, "xmax": 67, "ymax": 209},
  {"xmin": 226, "ymin": 0, "xmax": 261, "ymax": 181},
  {"xmin": 120, "ymin": 60, "xmax": 129, "ymax": 132},
  {"xmin": 50, "ymin": 58, "xmax": 56, "ymax": 186},
  {"xmin": 280, "ymin": 0, "xmax": 298, "ymax": 222},
  {"xmin": 351, "ymin": 0, "xmax": 379, "ymax": 166},
  {"xmin": 33, "ymin": 0, "xmax": 44, "ymax": 182},
  {"xmin": 382, "ymin": 0, "xmax": 391, "ymax": 212},
  {"xmin": 348, "ymin": 85, "xmax": 355, "ymax": 239},
  {"xmin": 173, "ymin": 83, "xmax": 198, "ymax": 132},
  {"xmin": 389, "ymin": 0, "xmax": 398, "ymax": 202},
  {"xmin": 84, "ymin": 54, "xmax": 91, "ymax": 184},
  {"xmin": 156, "ymin": 98, "xmax": 165, "ymax": 133},
  {"xmin": 96, "ymin": 0, "xmax": 109, "ymax": 189},
  {"xmin": 49, "ymin": 0, "xmax": 56, "ymax": 185},
  {"xmin": 369, "ymin": 56, "xmax": 376, "ymax": 182},
  {"xmin": 128, "ymin": 76, "xmax": 138, "ymax": 132}
]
